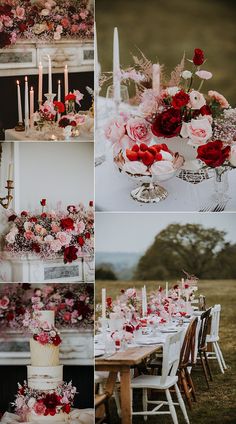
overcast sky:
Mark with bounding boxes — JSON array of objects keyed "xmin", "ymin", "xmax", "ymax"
[{"xmin": 96, "ymin": 213, "xmax": 236, "ymax": 253}]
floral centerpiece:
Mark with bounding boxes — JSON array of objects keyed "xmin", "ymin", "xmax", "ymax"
[
  {"xmin": 4, "ymin": 200, "xmax": 94, "ymax": 263},
  {"xmin": 0, "ymin": 0, "xmax": 93, "ymax": 49},
  {"xmin": 13, "ymin": 381, "xmax": 76, "ymax": 418}
]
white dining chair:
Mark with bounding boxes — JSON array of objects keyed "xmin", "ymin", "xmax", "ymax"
[
  {"xmin": 131, "ymin": 331, "xmax": 190, "ymax": 424},
  {"xmin": 206, "ymin": 304, "xmax": 227, "ymax": 373}
]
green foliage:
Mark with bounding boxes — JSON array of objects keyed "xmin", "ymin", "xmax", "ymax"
[{"xmin": 135, "ymin": 224, "xmax": 230, "ymax": 280}]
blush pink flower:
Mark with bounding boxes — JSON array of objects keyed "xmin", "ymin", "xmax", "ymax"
[
  {"xmin": 104, "ymin": 117, "xmax": 126, "ymax": 144},
  {"xmin": 37, "ymin": 332, "xmax": 49, "ymax": 345},
  {"xmin": 80, "ymin": 10, "xmax": 89, "ymax": 19},
  {"xmin": 61, "ymin": 18, "xmax": 70, "ymax": 29},
  {"xmin": 51, "ymin": 223, "xmax": 60, "ymax": 233},
  {"xmin": 50, "ymin": 239, "xmax": 62, "ymax": 252},
  {"xmin": 56, "ymin": 231, "xmax": 72, "ymax": 246},
  {"xmin": 0, "ymin": 296, "xmax": 10, "ymax": 309},
  {"xmin": 34, "ymin": 400, "xmax": 46, "ymax": 416},
  {"xmin": 24, "ymin": 231, "xmax": 34, "ymax": 240},
  {"xmin": 208, "ymin": 90, "xmax": 229, "ymax": 109},
  {"xmin": 189, "ymin": 90, "xmax": 206, "ymax": 110},
  {"xmin": 63, "ymin": 312, "xmax": 71, "ymax": 322},
  {"xmin": 76, "ymin": 221, "xmax": 85, "ymax": 234},
  {"xmin": 180, "ymin": 117, "xmax": 212, "ymax": 146},
  {"xmin": 71, "ymin": 24, "xmax": 79, "ymax": 33},
  {"xmin": 35, "ymin": 224, "xmax": 43, "ymax": 234},
  {"xmin": 195, "ymin": 70, "xmax": 212, "ymax": 80},
  {"xmin": 14, "ymin": 6, "xmax": 25, "ymax": 20},
  {"xmin": 65, "ymin": 298, "xmax": 74, "ymax": 307},
  {"xmin": 126, "ymin": 117, "xmax": 152, "ymax": 144}
]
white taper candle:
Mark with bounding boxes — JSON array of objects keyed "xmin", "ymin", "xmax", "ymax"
[
  {"xmin": 38, "ymin": 61, "xmax": 43, "ymax": 103},
  {"xmin": 24, "ymin": 76, "xmax": 29, "ymax": 129},
  {"xmin": 102, "ymin": 288, "xmax": 106, "ymax": 319},
  {"xmin": 113, "ymin": 27, "xmax": 121, "ymax": 103},
  {"xmin": 16, "ymin": 80, "xmax": 23, "ymax": 123}
]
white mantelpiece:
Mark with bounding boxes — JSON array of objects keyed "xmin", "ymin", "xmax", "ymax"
[
  {"xmin": 0, "ymin": 39, "xmax": 94, "ymax": 77},
  {"xmin": 1, "ymin": 252, "xmax": 94, "ymax": 283}
]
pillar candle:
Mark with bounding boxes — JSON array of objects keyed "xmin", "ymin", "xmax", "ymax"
[
  {"xmin": 165, "ymin": 282, "xmax": 169, "ymax": 298},
  {"xmin": 64, "ymin": 65, "xmax": 69, "ymax": 99},
  {"xmin": 38, "ymin": 61, "xmax": 43, "ymax": 103},
  {"xmin": 24, "ymin": 76, "xmax": 29, "ymax": 130},
  {"xmin": 16, "ymin": 80, "xmax": 23, "ymax": 123},
  {"xmin": 30, "ymin": 87, "xmax": 34, "ymax": 129},
  {"xmin": 113, "ymin": 27, "xmax": 121, "ymax": 103},
  {"xmin": 152, "ymin": 63, "xmax": 160, "ymax": 95},
  {"xmin": 47, "ymin": 55, "xmax": 52, "ymax": 95},
  {"xmin": 181, "ymin": 278, "xmax": 185, "ymax": 289},
  {"xmin": 101, "ymin": 288, "xmax": 106, "ymax": 319}
]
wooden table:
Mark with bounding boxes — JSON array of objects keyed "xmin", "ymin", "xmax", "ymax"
[{"xmin": 95, "ymin": 345, "xmax": 162, "ymax": 424}]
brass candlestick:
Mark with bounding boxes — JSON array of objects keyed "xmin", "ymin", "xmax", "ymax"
[
  {"xmin": 15, "ymin": 122, "xmax": 25, "ymax": 132},
  {"xmin": 0, "ymin": 180, "xmax": 14, "ymax": 209}
]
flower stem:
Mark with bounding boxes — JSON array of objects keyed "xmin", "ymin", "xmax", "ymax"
[{"xmin": 197, "ymin": 80, "xmax": 204, "ymax": 92}]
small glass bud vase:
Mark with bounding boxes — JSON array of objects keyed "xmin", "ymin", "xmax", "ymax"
[{"xmin": 213, "ymin": 166, "xmax": 230, "ymax": 202}]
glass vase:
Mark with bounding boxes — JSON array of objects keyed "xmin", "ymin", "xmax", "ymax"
[{"xmin": 213, "ymin": 166, "xmax": 230, "ymax": 202}]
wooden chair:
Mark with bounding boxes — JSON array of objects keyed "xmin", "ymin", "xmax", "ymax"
[
  {"xmin": 95, "ymin": 393, "xmax": 110, "ymax": 424},
  {"xmin": 198, "ymin": 308, "xmax": 213, "ymax": 388},
  {"xmin": 178, "ymin": 317, "xmax": 198, "ymax": 409},
  {"xmin": 206, "ymin": 304, "xmax": 227, "ymax": 373},
  {"xmin": 131, "ymin": 331, "xmax": 190, "ymax": 424}
]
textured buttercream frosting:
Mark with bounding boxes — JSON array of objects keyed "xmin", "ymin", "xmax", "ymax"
[
  {"xmin": 27, "ymin": 411, "xmax": 67, "ymax": 422},
  {"xmin": 30, "ymin": 339, "xmax": 59, "ymax": 367},
  {"xmin": 27, "ymin": 365, "xmax": 63, "ymax": 390}
]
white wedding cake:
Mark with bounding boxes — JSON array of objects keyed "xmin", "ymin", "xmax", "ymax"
[{"xmin": 13, "ymin": 311, "xmax": 76, "ymax": 422}]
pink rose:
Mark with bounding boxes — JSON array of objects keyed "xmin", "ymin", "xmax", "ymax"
[
  {"xmin": 208, "ymin": 90, "xmax": 229, "ymax": 109},
  {"xmin": 65, "ymin": 298, "xmax": 74, "ymax": 307},
  {"xmin": 3, "ymin": 16, "xmax": 13, "ymax": 27},
  {"xmin": 51, "ymin": 223, "xmax": 60, "ymax": 233},
  {"xmin": 195, "ymin": 70, "xmax": 212, "ymax": 80},
  {"xmin": 34, "ymin": 401, "xmax": 46, "ymax": 416},
  {"xmin": 14, "ymin": 6, "xmax": 25, "ymax": 20},
  {"xmin": 71, "ymin": 24, "xmax": 79, "ymax": 33},
  {"xmin": 0, "ymin": 296, "xmax": 9, "ymax": 309},
  {"xmin": 56, "ymin": 231, "xmax": 72, "ymax": 246},
  {"xmin": 63, "ymin": 312, "xmax": 71, "ymax": 321},
  {"xmin": 180, "ymin": 117, "xmax": 212, "ymax": 146},
  {"xmin": 61, "ymin": 18, "xmax": 70, "ymax": 29},
  {"xmin": 189, "ymin": 90, "xmax": 206, "ymax": 110},
  {"xmin": 24, "ymin": 231, "xmax": 34, "ymax": 240},
  {"xmin": 35, "ymin": 224, "xmax": 43, "ymax": 234},
  {"xmin": 104, "ymin": 117, "xmax": 126, "ymax": 144},
  {"xmin": 80, "ymin": 10, "xmax": 89, "ymax": 19},
  {"xmin": 126, "ymin": 117, "xmax": 152, "ymax": 144},
  {"xmin": 76, "ymin": 221, "xmax": 85, "ymax": 234},
  {"xmin": 50, "ymin": 239, "xmax": 62, "ymax": 252},
  {"xmin": 37, "ymin": 332, "xmax": 49, "ymax": 345}
]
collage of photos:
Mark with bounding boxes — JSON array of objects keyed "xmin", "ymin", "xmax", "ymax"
[{"xmin": 0, "ymin": 0, "xmax": 236, "ymax": 424}]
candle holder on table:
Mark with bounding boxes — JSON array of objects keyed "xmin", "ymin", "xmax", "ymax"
[
  {"xmin": 0, "ymin": 180, "xmax": 14, "ymax": 209},
  {"xmin": 44, "ymin": 93, "xmax": 56, "ymax": 102},
  {"xmin": 15, "ymin": 122, "xmax": 25, "ymax": 132}
]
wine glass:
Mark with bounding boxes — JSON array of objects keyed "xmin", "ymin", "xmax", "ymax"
[{"xmin": 106, "ymin": 84, "xmax": 129, "ymax": 116}]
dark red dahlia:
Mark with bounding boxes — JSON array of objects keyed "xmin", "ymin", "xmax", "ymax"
[
  {"xmin": 64, "ymin": 246, "xmax": 78, "ymax": 263},
  {"xmin": 59, "ymin": 117, "xmax": 70, "ymax": 128},
  {"xmin": 151, "ymin": 108, "xmax": 182, "ymax": 138},
  {"xmin": 62, "ymin": 404, "xmax": 71, "ymax": 414},
  {"xmin": 60, "ymin": 217, "xmax": 74, "ymax": 231},
  {"xmin": 77, "ymin": 236, "xmax": 84, "ymax": 246},
  {"xmin": 44, "ymin": 393, "xmax": 62, "ymax": 416}
]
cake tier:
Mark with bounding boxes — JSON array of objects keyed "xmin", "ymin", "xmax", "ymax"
[
  {"xmin": 30, "ymin": 339, "xmax": 59, "ymax": 366},
  {"xmin": 37, "ymin": 310, "xmax": 55, "ymax": 326},
  {"xmin": 27, "ymin": 365, "xmax": 63, "ymax": 391},
  {"xmin": 27, "ymin": 411, "xmax": 66, "ymax": 422}
]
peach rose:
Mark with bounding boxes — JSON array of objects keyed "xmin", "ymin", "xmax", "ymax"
[
  {"xmin": 180, "ymin": 117, "xmax": 212, "ymax": 146},
  {"xmin": 208, "ymin": 90, "xmax": 229, "ymax": 109}
]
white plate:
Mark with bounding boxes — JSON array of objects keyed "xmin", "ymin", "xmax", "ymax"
[
  {"xmin": 160, "ymin": 329, "xmax": 178, "ymax": 333},
  {"xmin": 95, "ymin": 349, "xmax": 105, "ymax": 357}
]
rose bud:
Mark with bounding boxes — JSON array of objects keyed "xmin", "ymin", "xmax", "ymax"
[
  {"xmin": 40, "ymin": 199, "xmax": 46, "ymax": 207},
  {"xmin": 193, "ymin": 48, "xmax": 204, "ymax": 66}
]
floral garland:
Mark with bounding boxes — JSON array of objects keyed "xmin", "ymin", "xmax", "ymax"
[
  {"xmin": 0, "ymin": 283, "xmax": 94, "ymax": 329},
  {"xmin": 4, "ymin": 200, "xmax": 94, "ymax": 263},
  {"xmin": 0, "ymin": 0, "xmax": 93, "ymax": 49},
  {"xmin": 14, "ymin": 381, "xmax": 76, "ymax": 417}
]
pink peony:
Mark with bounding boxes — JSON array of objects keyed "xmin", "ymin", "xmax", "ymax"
[
  {"xmin": 104, "ymin": 117, "xmax": 126, "ymax": 144},
  {"xmin": 208, "ymin": 90, "xmax": 229, "ymax": 109},
  {"xmin": 0, "ymin": 296, "xmax": 10, "ymax": 309},
  {"xmin": 34, "ymin": 400, "xmax": 46, "ymax": 416},
  {"xmin": 126, "ymin": 117, "xmax": 152, "ymax": 144},
  {"xmin": 80, "ymin": 10, "xmax": 89, "ymax": 19},
  {"xmin": 56, "ymin": 231, "xmax": 72, "ymax": 246},
  {"xmin": 50, "ymin": 239, "xmax": 62, "ymax": 252},
  {"xmin": 24, "ymin": 231, "xmax": 34, "ymax": 240},
  {"xmin": 37, "ymin": 332, "xmax": 49, "ymax": 345}
]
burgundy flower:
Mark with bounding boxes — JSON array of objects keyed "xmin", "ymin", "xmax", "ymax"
[
  {"xmin": 197, "ymin": 140, "xmax": 230, "ymax": 168},
  {"xmin": 77, "ymin": 236, "xmax": 84, "ymax": 246},
  {"xmin": 59, "ymin": 117, "xmax": 70, "ymax": 128},
  {"xmin": 32, "ymin": 243, "xmax": 40, "ymax": 253},
  {"xmin": 77, "ymin": 301, "xmax": 90, "ymax": 318},
  {"xmin": 40, "ymin": 199, "xmax": 46, "ymax": 207},
  {"xmin": 193, "ymin": 48, "xmax": 204, "ymax": 66},
  {"xmin": 64, "ymin": 246, "xmax": 78, "ymax": 263},
  {"xmin": 62, "ymin": 404, "xmax": 71, "ymax": 414},
  {"xmin": 8, "ymin": 214, "xmax": 17, "ymax": 222},
  {"xmin": 44, "ymin": 393, "xmax": 62, "ymax": 416},
  {"xmin": 171, "ymin": 90, "xmax": 189, "ymax": 109},
  {"xmin": 152, "ymin": 108, "xmax": 182, "ymax": 138},
  {"xmin": 200, "ymin": 105, "xmax": 212, "ymax": 116},
  {"xmin": 21, "ymin": 211, "xmax": 28, "ymax": 217},
  {"xmin": 53, "ymin": 334, "xmax": 62, "ymax": 346},
  {"xmin": 60, "ymin": 218, "xmax": 74, "ymax": 231},
  {"xmin": 6, "ymin": 312, "xmax": 14, "ymax": 321}
]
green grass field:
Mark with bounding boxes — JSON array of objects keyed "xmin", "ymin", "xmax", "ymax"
[
  {"xmin": 96, "ymin": 279, "xmax": 236, "ymax": 423},
  {"xmin": 97, "ymin": 0, "xmax": 236, "ymax": 106}
]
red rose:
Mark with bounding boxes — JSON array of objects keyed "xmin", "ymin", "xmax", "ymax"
[
  {"xmin": 200, "ymin": 105, "xmax": 212, "ymax": 116},
  {"xmin": 106, "ymin": 297, "xmax": 112, "ymax": 307},
  {"xmin": 18, "ymin": 23, "xmax": 28, "ymax": 33},
  {"xmin": 41, "ymin": 213, "xmax": 47, "ymax": 218},
  {"xmin": 53, "ymin": 334, "xmax": 62, "ymax": 346},
  {"xmin": 193, "ymin": 48, "xmax": 204, "ymax": 66},
  {"xmin": 85, "ymin": 232, "xmax": 90, "ymax": 239},
  {"xmin": 77, "ymin": 236, "xmax": 85, "ymax": 246},
  {"xmin": 44, "ymin": 393, "xmax": 62, "ymax": 416},
  {"xmin": 89, "ymin": 201, "xmax": 93, "ymax": 207},
  {"xmin": 53, "ymin": 101, "xmax": 65, "ymax": 113},
  {"xmin": 60, "ymin": 218, "xmax": 74, "ymax": 231},
  {"xmin": 21, "ymin": 211, "xmax": 28, "ymax": 217},
  {"xmin": 64, "ymin": 246, "xmax": 78, "ymax": 263},
  {"xmin": 40, "ymin": 199, "xmax": 46, "ymax": 207},
  {"xmin": 63, "ymin": 404, "xmax": 71, "ymax": 414},
  {"xmin": 70, "ymin": 120, "xmax": 77, "ymax": 127},
  {"xmin": 59, "ymin": 117, "xmax": 70, "ymax": 128},
  {"xmin": 152, "ymin": 108, "xmax": 182, "ymax": 138},
  {"xmin": 65, "ymin": 93, "xmax": 76, "ymax": 102},
  {"xmin": 171, "ymin": 90, "xmax": 189, "ymax": 109},
  {"xmin": 6, "ymin": 312, "xmax": 14, "ymax": 321},
  {"xmin": 197, "ymin": 140, "xmax": 230, "ymax": 168}
]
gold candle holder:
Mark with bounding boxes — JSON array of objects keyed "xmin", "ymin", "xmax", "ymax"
[
  {"xmin": 0, "ymin": 180, "xmax": 14, "ymax": 209},
  {"xmin": 15, "ymin": 122, "xmax": 25, "ymax": 132}
]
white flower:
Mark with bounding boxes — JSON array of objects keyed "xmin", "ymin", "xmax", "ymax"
[
  {"xmin": 15, "ymin": 397, "xmax": 24, "ymax": 408},
  {"xmin": 189, "ymin": 90, "xmax": 206, "ymax": 110},
  {"xmin": 28, "ymin": 397, "xmax": 36, "ymax": 408},
  {"xmin": 180, "ymin": 118, "xmax": 212, "ymax": 146},
  {"xmin": 167, "ymin": 86, "xmax": 179, "ymax": 96},
  {"xmin": 181, "ymin": 70, "xmax": 192, "ymax": 80},
  {"xmin": 24, "ymin": 222, "xmax": 32, "ymax": 231},
  {"xmin": 195, "ymin": 70, "xmax": 212, "ymax": 80},
  {"xmin": 229, "ymin": 145, "xmax": 236, "ymax": 167},
  {"xmin": 54, "ymin": 32, "xmax": 61, "ymax": 40},
  {"xmin": 6, "ymin": 228, "xmax": 18, "ymax": 244},
  {"xmin": 50, "ymin": 330, "xmax": 56, "ymax": 337},
  {"xmin": 40, "ymin": 8, "xmax": 50, "ymax": 16},
  {"xmin": 56, "ymin": 25, "xmax": 63, "ymax": 34},
  {"xmin": 33, "ymin": 111, "xmax": 41, "ymax": 122}
]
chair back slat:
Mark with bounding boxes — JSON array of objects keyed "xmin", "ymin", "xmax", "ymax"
[
  {"xmin": 198, "ymin": 308, "xmax": 212, "ymax": 351},
  {"xmin": 179, "ymin": 317, "xmax": 198, "ymax": 368},
  {"xmin": 161, "ymin": 330, "xmax": 182, "ymax": 385},
  {"xmin": 209, "ymin": 304, "xmax": 221, "ymax": 339}
]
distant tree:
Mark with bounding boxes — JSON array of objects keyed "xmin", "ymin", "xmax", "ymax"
[
  {"xmin": 134, "ymin": 224, "xmax": 227, "ymax": 280},
  {"xmin": 95, "ymin": 266, "xmax": 117, "ymax": 280},
  {"xmin": 213, "ymin": 243, "xmax": 236, "ymax": 279}
]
